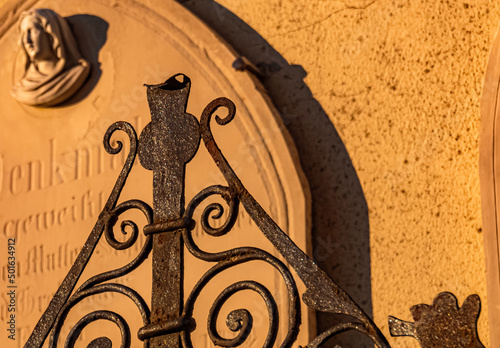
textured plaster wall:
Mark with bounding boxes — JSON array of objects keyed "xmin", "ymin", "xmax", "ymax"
[{"xmin": 182, "ymin": 0, "xmax": 499, "ymax": 346}]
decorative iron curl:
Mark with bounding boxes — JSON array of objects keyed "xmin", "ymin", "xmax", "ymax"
[
  {"xmin": 104, "ymin": 122, "xmax": 129, "ymax": 154},
  {"xmin": 182, "ymin": 168, "xmax": 298, "ymax": 345},
  {"xmin": 104, "ymin": 199, "xmax": 153, "ymax": 250},
  {"xmin": 102, "ymin": 121, "xmax": 139, "ymax": 208},
  {"xmin": 49, "ymin": 283, "xmax": 150, "ymax": 348},
  {"xmin": 199, "ymin": 98, "xmax": 242, "ymax": 190},
  {"xmin": 77, "ymin": 200, "xmax": 153, "ymax": 292},
  {"xmin": 181, "ymin": 242, "xmax": 300, "ymax": 348},
  {"xmin": 208, "ymin": 281, "xmax": 278, "ymax": 348},
  {"xmin": 64, "ymin": 310, "xmax": 130, "ymax": 348},
  {"xmin": 185, "ymin": 185, "xmax": 239, "ymax": 237},
  {"xmin": 182, "ymin": 184, "xmax": 292, "ymax": 345},
  {"xmin": 201, "ymin": 97, "xmax": 236, "ymax": 128}
]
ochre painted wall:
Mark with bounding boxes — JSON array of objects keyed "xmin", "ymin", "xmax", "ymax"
[{"xmin": 211, "ymin": 0, "xmax": 499, "ymax": 346}]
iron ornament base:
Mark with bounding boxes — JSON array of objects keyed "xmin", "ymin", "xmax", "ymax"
[{"xmin": 389, "ymin": 292, "xmax": 484, "ymax": 348}]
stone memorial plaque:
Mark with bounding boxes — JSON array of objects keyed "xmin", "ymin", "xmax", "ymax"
[{"xmin": 0, "ymin": 0, "xmax": 311, "ymax": 346}]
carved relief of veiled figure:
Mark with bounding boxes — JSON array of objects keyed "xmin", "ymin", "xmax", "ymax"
[{"xmin": 10, "ymin": 8, "xmax": 90, "ymax": 107}]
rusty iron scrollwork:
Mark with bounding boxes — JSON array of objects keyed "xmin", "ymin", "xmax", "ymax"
[
  {"xmin": 24, "ymin": 73, "xmax": 390, "ymax": 347},
  {"xmin": 24, "ymin": 73, "xmax": 485, "ymax": 348}
]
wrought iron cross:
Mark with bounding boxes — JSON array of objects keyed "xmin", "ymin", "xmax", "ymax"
[
  {"xmin": 23, "ymin": 73, "xmax": 485, "ymax": 347},
  {"xmin": 23, "ymin": 73, "xmax": 388, "ymax": 347}
]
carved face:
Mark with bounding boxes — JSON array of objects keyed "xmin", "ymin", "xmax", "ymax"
[{"xmin": 20, "ymin": 15, "xmax": 55, "ymax": 62}]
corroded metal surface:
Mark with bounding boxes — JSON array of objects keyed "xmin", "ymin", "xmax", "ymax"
[
  {"xmin": 138, "ymin": 74, "xmax": 200, "ymax": 348},
  {"xmin": 25, "ymin": 73, "xmax": 483, "ymax": 348},
  {"xmin": 389, "ymin": 292, "xmax": 485, "ymax": 348}
]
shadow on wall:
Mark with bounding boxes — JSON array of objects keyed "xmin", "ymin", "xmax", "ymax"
[
  {"xmin": 178, "ymin": 1, "xmax": 374, "ymax": 347},
  {"xmin": 62, "ymin": 14, "xmax": 108, "ymax": 106}
]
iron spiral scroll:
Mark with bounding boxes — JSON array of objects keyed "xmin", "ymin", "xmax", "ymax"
[{"xmin": 25, "ymin": 74, "xmax": 390, "ymax": 348}]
